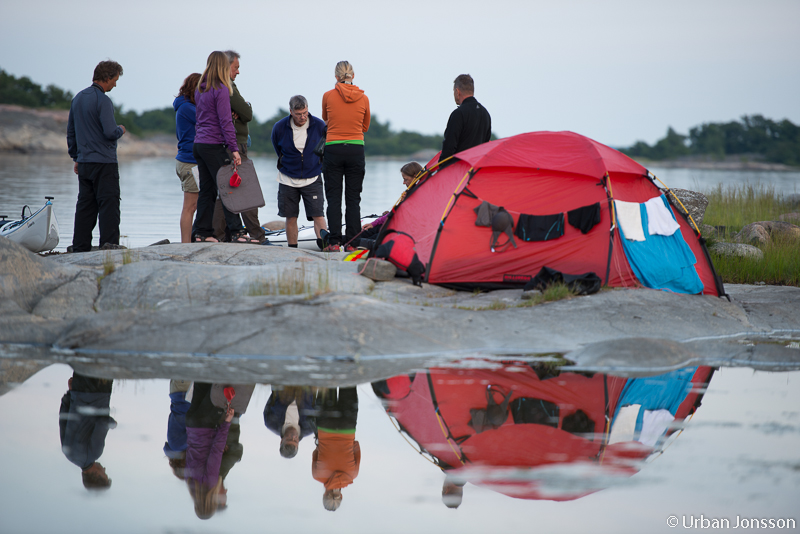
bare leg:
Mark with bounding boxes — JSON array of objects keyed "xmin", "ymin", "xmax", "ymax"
[
  {"xmin": 313, "ymin": 216, "xmax": 327, "ymax": 238},
  {"xmin": 181, "ymin": 192, "xmax": 198, "ymax": 243},
  {"xmin": 286, "ymin": 217, "xmax": 299, "ymax": 246}
]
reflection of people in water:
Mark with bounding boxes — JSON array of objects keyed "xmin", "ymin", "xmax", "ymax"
[
  {"xmin": 373, "ymin": 363, "xmax": 715, "ymax": 506},
  {"xmin": 59, "ymin": 372, "xmax": 116, "ymax": 490},
  {"xmin": 264, "ymin": 386, "xmax": 316, "ymax": 459},
  {"xmin": 312, "ymin": 387, "xmax": 360, "ymax": 511},
  {"xmin": 184, "ymin": 382, "xmax": 254, "ymax": 519},
  {"xmin": 164, "ymin": 379, "xmax": 192, "ymax": 479}
]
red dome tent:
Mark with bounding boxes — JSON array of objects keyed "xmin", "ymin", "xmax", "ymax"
[
  {"xmin": 375, "ymin": 131, "xmax": 724, "ymax": 296},
  {"xmin": 373, "ymin": 364, "xmax": 716, "ymax": 502}
]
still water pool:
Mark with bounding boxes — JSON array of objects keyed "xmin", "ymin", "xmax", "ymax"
[
  {"xmin": 0, "ymin": 153, "xmax": 797, "ymax": 252},
  {"xmin": 0, "ymin": 362, "xmax": 798, "ymax": 534}
]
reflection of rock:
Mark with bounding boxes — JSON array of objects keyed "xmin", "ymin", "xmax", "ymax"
[
  {"xmin": 735, "ymin": 221, "xmax": 800, "ymax": 245},
  {"xmin": 0, "ymin": 104, "xmax": 174, "ymax": 157},
  {"xmin": 667, "ymin": 189, "xmax": 708, "ymax": 227},
  {"xmin": 0, "ymin": 359, "xmax": 51, "ymax": 397},
  {"xmin": 709, "ymin": 242, "xmax": 764, "ymax": 260}
]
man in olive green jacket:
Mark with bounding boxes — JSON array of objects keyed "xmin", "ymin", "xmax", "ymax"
[{"xmin": 212, "ymin": 50, "xmax": 266, "ymax": 243}]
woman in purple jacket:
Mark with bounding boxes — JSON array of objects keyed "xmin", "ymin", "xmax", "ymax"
[
  {"xmin": 192, "ymin": 51, "xmax": 250, "ymax": 243},
  {"xmin": 185, "ymin": 382, "xmax": 234, "ymax": 519}
]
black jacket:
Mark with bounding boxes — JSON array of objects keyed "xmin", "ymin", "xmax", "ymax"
[{"xmin": 440, "ymin": 96, "xmax": 492, "ymax": 163}]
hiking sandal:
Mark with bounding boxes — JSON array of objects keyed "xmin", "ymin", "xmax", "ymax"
[{"xmin": 230, "ymin": 230, "xmax": 259, "ymax": 244}]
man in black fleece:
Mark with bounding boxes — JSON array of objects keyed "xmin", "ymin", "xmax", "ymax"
[{"xmin": 439, "ymin": 74, "xmax": 492, "ymax": 165}]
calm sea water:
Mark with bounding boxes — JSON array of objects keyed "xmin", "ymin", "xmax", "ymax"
[
  {"xmin": 0, "ymin": 153, "xmax": 797, "ymax": 252},
  {"xmin": 0, "ymin": 364, "xmax": 798, "ymax": 534}
]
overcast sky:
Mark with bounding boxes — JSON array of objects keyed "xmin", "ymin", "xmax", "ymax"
[{"xmin": 2, "ymin": 0, "xmax": 798, "ymax": 147}]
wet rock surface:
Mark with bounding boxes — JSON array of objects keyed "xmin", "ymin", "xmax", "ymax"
[{"xmin": 1, "ymin": 237, "xmax": 799, "ymax": 384}]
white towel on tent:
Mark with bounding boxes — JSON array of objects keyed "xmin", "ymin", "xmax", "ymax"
[
  {"xmin": 608, "ymin": 404, "xmax": 641, "ymax": 444},
  {"xmin": 615, "ymin": 200, "xmax": 645, "ymax": 241},
  {"xmin": 645, "ymin": 196, "xmax": 680, "ymax": 236},
  {"xmin": 639, "ymin": 409, "xmax": 675, "ymax": 447}
]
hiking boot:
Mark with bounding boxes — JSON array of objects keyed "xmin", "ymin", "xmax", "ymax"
[
  {"xmin": 100, "ymin": 243, "xmax": 126, "ymax": 250},
  {"xmin": 261, "ymin": 237, "xmax": 279, "ymax": 246}
]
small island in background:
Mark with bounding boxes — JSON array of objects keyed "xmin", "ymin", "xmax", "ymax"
[{"xmin": 1, "ymin": 68, "xmax": 798, "ymax": 169}]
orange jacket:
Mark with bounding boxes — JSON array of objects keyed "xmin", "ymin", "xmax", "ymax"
[
  {"xmin": 321, "ymin": 83, "xmax": 370, "ymax": 142},
  {"xmin": 312, "ymin": 431, "xmax": 361, "ymax": 490}
]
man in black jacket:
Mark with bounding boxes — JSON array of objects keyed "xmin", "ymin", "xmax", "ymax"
[{"xmin": 439, "ymin": 74, "xmax": 492, "ymax": 166}]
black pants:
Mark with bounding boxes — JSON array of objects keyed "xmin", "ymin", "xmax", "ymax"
[
  {"xmin": 316, "ymin": 387, "xmax": 359, "ymax": 431},
  {"xmin": 192, "ymin": 143, "xmax": 244, "ymax": 239},
  {"xmin": 185, "ymin": 382, "xmax": 225, "ymax": 429},
  {"xmin": 323, "ymin": 144, "xmax": 365, "ymax": 245},
  {"xmin": 72, "ymin": 162, "xmax": 120, "ymax": 252}
]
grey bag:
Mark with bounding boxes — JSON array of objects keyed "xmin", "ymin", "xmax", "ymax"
[{"xmin": 216, "ymin": 157, "xmax": 265, "ymax": 214}]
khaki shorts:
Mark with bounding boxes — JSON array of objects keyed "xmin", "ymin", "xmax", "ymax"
[{"xmin": 176, "ymin": 161, "xmax": 199, "ymax": 193}]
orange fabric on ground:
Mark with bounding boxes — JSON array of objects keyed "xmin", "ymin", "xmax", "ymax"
[
  {"xmin": 321, "ymin": 83, "xmax": 370, "ymax": 142},
  {"xmin": 312, "ymin": 431, "xmax": 361, "ymax": 490}
]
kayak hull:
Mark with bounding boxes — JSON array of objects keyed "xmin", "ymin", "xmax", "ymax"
[{"xmin": 0, "ymin": 200, "xmax": 60, "ymax": 253}]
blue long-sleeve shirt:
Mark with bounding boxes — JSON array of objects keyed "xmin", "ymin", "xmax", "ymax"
[
  {"xmin": 173, "ymin": 96, "xmax": 197, "ymax": 164},
  {"xmin": 67, "ymin": 82, "xmax": 124, "ymax": 163}
]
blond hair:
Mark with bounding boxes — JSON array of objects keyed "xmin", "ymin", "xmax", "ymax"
[
  {"xmin": 188, "ymin": 476, "xmax": 223, "ymax": 520},
  {"xmin": 334, "ymin": 61, "xmax": 354, "ymax": 83},
  {"xmin": 198, "ymin": 51, "xmax": 232, "ymax": 94}
]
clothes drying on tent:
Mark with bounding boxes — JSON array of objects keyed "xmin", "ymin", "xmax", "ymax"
[
  {"xmin": 567, "ymin": 202, "xmax": 602, "ymax": 234},
  {"xmin": 617, "ymin": 196, "xmax": 704, "ymax": 294},
  {"xmin": 644, "ymin": 195, "xmax": 681, "ymax": 236}
]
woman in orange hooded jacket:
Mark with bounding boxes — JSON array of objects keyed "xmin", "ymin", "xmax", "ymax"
[{"xmin": 321, "ymin": 61, "xmax": 370, "ymax": 248}]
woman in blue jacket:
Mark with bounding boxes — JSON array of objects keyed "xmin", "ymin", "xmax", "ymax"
[{"xmin": 174, "ymin": 73, "xmax": 201, "ymax": 243}]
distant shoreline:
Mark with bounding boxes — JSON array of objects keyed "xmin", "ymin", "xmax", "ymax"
[{"xmin": 2, "ymin": 104, "xmax": 797, "ymax": 170}]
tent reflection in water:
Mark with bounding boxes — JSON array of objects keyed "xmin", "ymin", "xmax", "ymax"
[
  {"xmin": 374, "ymin": 131, "xmax": 724, "ymax": 296},
  {"xmin": 372, "ymin": 362, "xmax": 715, "ymax": 504}
]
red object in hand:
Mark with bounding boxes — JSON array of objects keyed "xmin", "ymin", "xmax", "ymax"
[
  {"xmin": 224, "ymin": 387, "xmax": 236, "ymax": 402},
  {"xmin": 229, "ymin": 171, "xmax": 241, "ymax": 187}
]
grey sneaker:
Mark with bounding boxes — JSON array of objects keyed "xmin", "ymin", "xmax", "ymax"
[{"xmin": 100, "ymin": 243, "xmax": 127, "ymax": 250}]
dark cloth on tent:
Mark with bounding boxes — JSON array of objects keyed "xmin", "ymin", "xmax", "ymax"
[
  {"xmin": 469, "ymin": 386, "xmax": 512, "ymax": 434},
  {"xmin": 440, "ymin": 96, "xmax": 492, "ymax": 165},
  {"xmin": 510, "ymin": 398, "xmax": 559, "ymax": 427},
  {"xmin": 617, "ymin": 200, "xmax": 703, "ymax": 294},
  {"xmin": 523, "ymin": 266, "xmax": 602, "ymax": 296},
  {"xmin": 567, "ymin": 203, "xmax": 601, "ymax": 234},
  {"xmin": 473, "ymin": 201, "xmax": 501, "ymax": 227},
  {"xmin": 514, "ymin": 213, "xmax": 565, "ymax": 242},
  {"xmin": 490, "ymin": 208, "xmax": 517, "ymax": 252}
]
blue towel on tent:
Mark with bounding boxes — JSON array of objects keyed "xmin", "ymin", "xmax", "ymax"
[
  {"xmin": 612, "ymin": 366, "xmax": 698, "ymax": 435},
  {"xmin": 618, "ymin": 195, "xmax": 704, "ymax": 294}
]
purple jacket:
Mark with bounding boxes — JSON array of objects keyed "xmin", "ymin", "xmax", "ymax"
[
  {"xmin": 194, "ymin": 80, "xmax": 238, "ymax": 150},
  {"xmin": 186, "ymin": 421, "xmax": 230, "ymax": 486}
]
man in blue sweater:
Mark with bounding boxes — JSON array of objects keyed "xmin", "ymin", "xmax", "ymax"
[
  {"xmin": 271, "ymin": 95, "xmax": 328, "ymax": 248},
  {"xmin": 67, "ymin": 60, "xmax": 126, "ymax": 252}
]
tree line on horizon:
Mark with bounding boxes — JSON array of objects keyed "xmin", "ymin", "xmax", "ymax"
[
  {"xmin": 621, "ymin": 116, "xmax": 799, "ymax": 166},
  {"xmin": 2, "ymin": 68, "xmax": 797, "ymax": 163}
]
